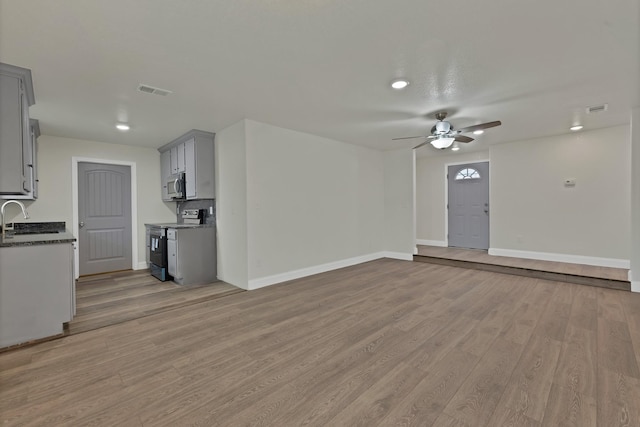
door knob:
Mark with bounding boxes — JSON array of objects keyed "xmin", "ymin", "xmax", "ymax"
[{"xmin": 79, "ymin": 221, "xmax": 85, "ymax": 228}]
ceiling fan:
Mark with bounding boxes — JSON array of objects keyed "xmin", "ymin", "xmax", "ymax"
[{"xmin": 393, "ymin": 112, "xmax": 502, "ymax": 150}]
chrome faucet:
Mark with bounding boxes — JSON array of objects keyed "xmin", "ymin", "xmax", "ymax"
[{"xmin": 1, "ymin": 200, "xmax": 30, "ymax": 237}]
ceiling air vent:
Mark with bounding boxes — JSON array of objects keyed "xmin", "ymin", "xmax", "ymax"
[
  {"xmin": 586, "ymin": 104, "xmax": 608, "ymax": 114},
  {"xmin": 137, "ymin": 84, "xmax": 172, "ymax": 96}
]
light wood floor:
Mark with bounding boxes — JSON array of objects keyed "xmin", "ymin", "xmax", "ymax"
[
  {"xmin": 69, "ymin": 270, "xmax": 244, "ymax": 334},
  {"xmin": 2, "ymin": 259, "xmax": 640, "ymax": 426},
  {"xmin": 416, "ymin": 245, "xmax": 630, "ymax": 291}
]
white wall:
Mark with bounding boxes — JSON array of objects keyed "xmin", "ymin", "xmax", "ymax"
[
  {"xmin": 415, "ymin": 150, "xmax": 490, "ymax": 245},
  {"xmin": 491, "ymin": 125, "xmax": 630, "ymax": 262},
  {"xmin": 383, "ymin": 149, "xmax": 415, "ymax": 258},
  {"xmin": 243, "ymin": 120, "xmax": 386, "ymax": 286},
  {"xmin": 215, "ymin": 121, "xmax": 249, "ymax": 289},
  {"xmin": 8, "ymin": 135, "xmax": 175, "ymax": 267},
  {"xmin": 415, "ymin": 126, "xmax": 631, "ymax": 266}
]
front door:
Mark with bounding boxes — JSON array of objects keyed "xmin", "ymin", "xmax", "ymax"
[
  {"xmin": 78, "ymin": 162, "xmax": 132, "ymax": 275},
  {"xmin": 447, "ymin": 161, "xmax": 489, "ymax": 250}
]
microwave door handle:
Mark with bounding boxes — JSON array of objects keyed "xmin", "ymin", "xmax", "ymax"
[{"xmin": 174, "ymin": 178, "xmax": 180, "ymax": 194}]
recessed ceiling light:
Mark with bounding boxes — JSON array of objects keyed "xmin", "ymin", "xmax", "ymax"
[
  {"xmin": 116, "ymin": 123, "xmax": 130, "ymax": 131},
  {"xmin": 570, "ymin": 125, "xmax": 583, "ymax": 131},
  {"xmin": 391, "ymin": 79, "xmax": 409, "ymax": 90},
  {"xmin": 473, "ymin": 130, "xmax": 484, "ymax": 135}
]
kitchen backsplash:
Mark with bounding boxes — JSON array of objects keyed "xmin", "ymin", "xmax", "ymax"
[{"xmin": 177, "ymin": 199, "xmax": 215, "ymax": 225}]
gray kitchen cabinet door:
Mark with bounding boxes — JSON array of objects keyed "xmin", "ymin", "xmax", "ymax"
[
  {"xmin": 78, "ymin": 162, "xmax": 132, "ymax": 275},
  {"xmin": 447, "ymin": 161, "xmax": 490, "ymax": 250},
  {"xmin": 170, "ymin": 143, "xmax": 186, "ymax": 174},
  {"xmin": 167, "ymin": 237, "xmax": 177, "ymax": 278},
  {"xmin": 184, "ymin": 138, "xmax": 196, "ymax": 199},
  {"xmin": 160, "ymin": 150, "xmax": 171, "ymax": 201},
  {"xmin": 29, "ymin": 121, "xmax": 39, "ymax": 198},
  {"xmin": 0, "ymin": 73, "xmax": 28, "ymax": 194}
]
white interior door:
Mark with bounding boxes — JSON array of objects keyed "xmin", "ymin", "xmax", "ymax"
[
  {"xmin": 447, "ymin": 161, "xmax": 490, "ymax": 250},
  {"xmin": 78, "ymin": 162, "xmax": 132, "ymax": 275}
]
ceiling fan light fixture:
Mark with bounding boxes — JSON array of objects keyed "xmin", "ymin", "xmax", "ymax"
[
  {"xmin": 473, "ymin": 130, "xmax": 484, "ymax": 135},
  {"xmin": 391, "ymin": 79, "xmax": 409, "ymax": 90},
  {"xmin": 451, "ymin": 142, "xmax": 460, "ymax": 151},
  {"xmin": 570, "ymin": 125, "xmax": 583, "ymax": 131},
  {"xmin": 431, "ymin": 137, "xmax": 455, "ymax": 149}
]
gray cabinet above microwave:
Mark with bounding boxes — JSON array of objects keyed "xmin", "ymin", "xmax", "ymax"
[{"xmin": 158, "ymin": 130, "xmax": 215, "ymax": 201}]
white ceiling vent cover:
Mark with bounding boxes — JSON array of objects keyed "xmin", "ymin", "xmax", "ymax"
[
  {"xmin": 586, "ymin": 104, "xmax": 608, "ymax": 114},
  {"xmin": 137, "ymin": 84, "xmax": 172, "ymax": 96}
]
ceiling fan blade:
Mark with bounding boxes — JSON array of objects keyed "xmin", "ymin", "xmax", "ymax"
[
  {"xmin": 392, "ymin": 136, "xmax": 424, "ymax": 141},
  {"xmin": 413, "ymin": 141, "xmax": 431, "ymax": 150},
  {"xmin": 455, "ymin": 135, "xmax": 474, "ymax": 143},
  {"xmin": 456, "ymin": 120, "xmax": 502, "ymax": 134},
  {"xmin": 392, "ymin": 135, "xmax": 436, "ymax": 141}
]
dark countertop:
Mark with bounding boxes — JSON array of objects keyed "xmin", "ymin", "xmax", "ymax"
[
  {"xmin": 0, "ymin": 230, "xmax": 76, "ymax": 247},
  {"xmin": 1, "ymin": 222, "xmax": 75, "ymax": 247},
  {"xmin": 145, "ymin": 223, "xmax": 213, "ymax": 229}
]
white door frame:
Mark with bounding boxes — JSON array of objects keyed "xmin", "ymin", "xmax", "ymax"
[
  {"xmin": 72, "ymin": 157, "xmax": 138, "ymax": 279},
  {"xmin": 444, "ymin": 159, "xmax": 490, "ymax": 247}
]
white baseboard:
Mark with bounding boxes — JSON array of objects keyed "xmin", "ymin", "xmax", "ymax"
[
  {"xmin": 416, "ymin": 239, "xmax": 447, "ymax": 247},
  {"xmin": 488, "ymin": 248, "xmax": 630, "ymax": 270},
  {"xmin": 135, "ymin": 261, "xmax": 149, "ymax": 270},
  {"xmin": 247, "ymin": 252, "xmax": 387, "ymax": 290},
  {"xmin": 632, "ymin": 281, "xmax": 640, "ymax": 293},
  {"xmin": 382, "ymin": 251, "xmax": 414, "ymax": 261}
]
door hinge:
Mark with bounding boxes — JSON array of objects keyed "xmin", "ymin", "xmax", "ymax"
[{"xmin": 446, "ymin": 204, "xmax": 449, "ymax": 209}]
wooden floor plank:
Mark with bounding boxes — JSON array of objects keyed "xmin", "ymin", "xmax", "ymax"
[
  {"xmin": 68, "ymin": 272, "xmax": 244, "ymax": 334},
  {"xmin": 541, "ymin": 383, "xmax": 597, "ymax": 427},
  {"xmin": 488, "ymin": 334, "xmax": 562, "ymax": 424},
  {"xmin": 1, "ymin": 259, "xmax": 640, "ymax": 426},
  {"xmin": 441, "ymin": 337, "xmax": 524, "ymax": 426},
  {"xmin": 415, "ymin": 245, "xmax": 629, "ymax": 281}
]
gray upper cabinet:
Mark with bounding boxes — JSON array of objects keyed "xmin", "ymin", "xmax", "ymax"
[
  {"xmin": 0, "ymin": 63, "xmax": 36, "ymax": 198},
  {"xmin": 28, "ymin": 119, "xmax": 40, "ymax": 199},
  {"xmin": 170, "ymin": 143, "xmax": 186, "ymax": 174},
  {"xmin": 160, "ymin": 150, "xmax": 171, "ymax": 201},
  {"xmin": 158, "ymin": 130, "xmax": 215, "ymax": 200}
]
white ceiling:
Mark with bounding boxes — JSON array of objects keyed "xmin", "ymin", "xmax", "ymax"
[{"xmin": 1, "ymin": 0, "xmax": 638, "ymax": 156}]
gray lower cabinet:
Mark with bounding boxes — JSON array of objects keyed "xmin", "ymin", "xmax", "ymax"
[
  {"xmin": 0, "ymin": 63, "xmax": 36, "ymax": 198},
  {"xmin": 166, "ymin": 226, "xmax": 216, "ymax": 285},
  {"xmin": 0, "ymin": 243, "xmax": 74, "ymax": 348},
  {"xmin": 159, "ymin": 130, "xmax": 215, "ymax": 200}
]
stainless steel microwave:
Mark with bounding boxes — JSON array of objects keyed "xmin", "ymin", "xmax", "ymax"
[{"xmin": 167, "ymin": 172, "xmax": 185, "ymax": 200}]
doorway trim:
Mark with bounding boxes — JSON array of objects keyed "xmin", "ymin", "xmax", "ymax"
[
  {"xmin": 444, "ymin": 158, "xmax": 490, "ymax": 247},
  {"xmin": 72, "ymin": 157, "xmax": 138, "ymax": 279}
]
